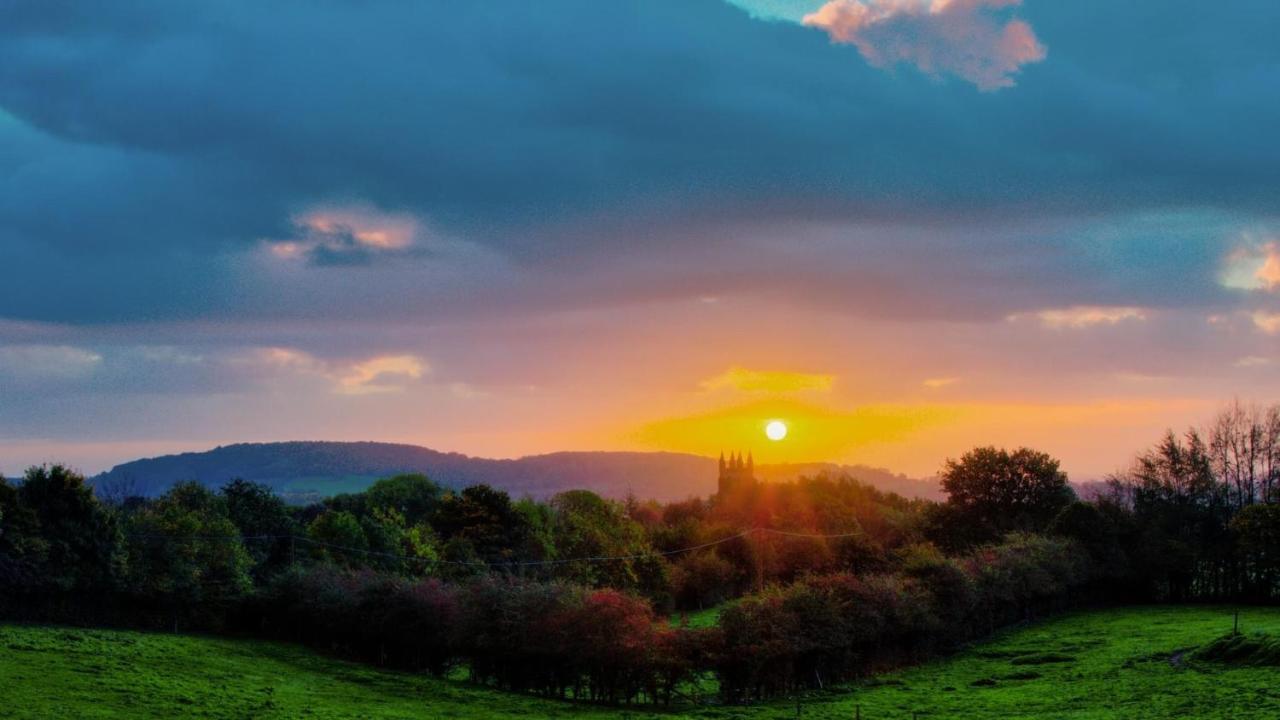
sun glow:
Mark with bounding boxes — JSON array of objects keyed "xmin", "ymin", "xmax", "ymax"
[{"xmin": 765, "ymin": 419, "xmax": 788, "ymax": 441}]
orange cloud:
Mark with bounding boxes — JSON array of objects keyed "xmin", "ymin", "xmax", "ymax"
[
  {"xmin": 632, "ymin": 398, "xmax": 950, "ymax": 463},
  {"xmin": 1253, "ymin": 311, "xmax": 1280, "ymax": 335},
  {"xmin": 1260, "ymin": 250, "xmax": 1280, "ymax": 289},
  {"xmin": 253, "ymin": 347, "xmax": 428, "ymax": 394},
  {"xmin": 700, "ymin": 366, "xmax": 835, "ymax": 394},
  {"xmin": 923, "ymin": 376, "xmax": 959, "ymax": 389},
  {"xmin": 336, "ymin": 355, "xmax": 428, "ymax": 395},
  {"xmin": 803, "ymin": 0, "xmax": 1046, "ymax": 91}
]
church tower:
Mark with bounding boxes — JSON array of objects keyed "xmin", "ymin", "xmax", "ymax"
[{"xmin": 717, "ymin": 450, "xmax": 757, "ymax": 495}]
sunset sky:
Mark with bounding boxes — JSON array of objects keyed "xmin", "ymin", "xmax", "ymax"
[{"xmin": 2, "ymin": 0, "xmax": 1278, "ymax": 480}]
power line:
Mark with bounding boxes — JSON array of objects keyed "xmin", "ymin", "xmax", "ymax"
[{"xmin": 126, "ymin": 527, "xmax": 866, "ymax": 568}]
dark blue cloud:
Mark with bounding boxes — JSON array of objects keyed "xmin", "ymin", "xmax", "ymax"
[{"xmin": 0, "ymin": 0, "xmax": 1277, "ymax": 325}]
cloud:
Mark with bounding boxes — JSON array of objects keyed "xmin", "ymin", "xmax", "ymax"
[
  {"xmin": 266, "ymin": 205, "xmax": 422, "ymax": 267},
  {"xmin": 1221, "ymin": 237, "xmax": 1280, "ymax": 292},
  {"xmin": 336, "ymin": 355, "xmax": 428, "ymax": 395},
  {"xmin": 253, "ymin": 347, "xmax": 428, "ymax": 395},
  {"xmin": 3, "ymin": 0, "xmax": 1280, "ymax": 473},
  {"xmin": 1253, "ymin": 311, "xmax": 1280, "ymax": 335},
  {"xmin": 700, "ymin": 366, "xmax": 835, "ymax": 394},
  {"xmin": 802, "ymin": 0, "xmax": 1046, "ymax": 90},
  {"xmin": 923, "ymin": 377, "xmax": 959, "ymax": 389},
  {"xmin": 1, "ymin": 3, "xmax": 1278, "ymax": 327},
  {"xmin": 1010, "ymin": 306, "xmax": 1148, "ymax": 329},
  {"xmin": 0, "ymin": 344, "xmax": 101, "ymax": 381},
  {"xmin": 1235, "ymin": 356, "xmax": 1272, "ymax": 368}
]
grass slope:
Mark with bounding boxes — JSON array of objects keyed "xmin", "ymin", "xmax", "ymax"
[{"xmin": 3, "ymin": 606, "xmax": 1280, "ymax": 719}]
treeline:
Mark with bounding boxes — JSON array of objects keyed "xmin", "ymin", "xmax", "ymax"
[
  {"xmin": 0, "ymin": 465, "xmax": 919, "ymax": 626},
  {"xmin": 1, "ymin": 399, "xmax": 1279, "ymax": 705},
  {"xmin": 1054, "ymin": 400, "xmax": 1280, "ymax": 603}
]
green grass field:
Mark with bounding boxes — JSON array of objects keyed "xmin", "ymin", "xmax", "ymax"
[
  {"xmin": 671, "ymin": 604, "xmax": 726, "ymax": 629},
  {"xmin": 3, "ymin": 606, "xmax": 1278, "ymax": 719}
]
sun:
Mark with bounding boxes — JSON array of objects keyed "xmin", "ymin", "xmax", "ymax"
[{"xmin": 765, "ymin": 419, "xmax": 788, "ymax": 441}]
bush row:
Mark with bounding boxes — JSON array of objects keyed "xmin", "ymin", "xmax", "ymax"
[
  {"xmin": 715, "ymin": 534, "xmax": 1089, "ymax": 702},
  {"xmin": 247, "ymin": 568, "xmax": 713, "ymax": 705},
  {"xmin": 240, "ymin": 533, "xmax": 1088, "ymax": 705}
]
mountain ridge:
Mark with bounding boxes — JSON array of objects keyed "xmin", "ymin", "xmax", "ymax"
[{"xmin": 88, "ymin": 441, "xmax": 942, "ymax": 503}]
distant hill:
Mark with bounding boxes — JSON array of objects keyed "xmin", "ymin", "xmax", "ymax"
[{"xmin": 89, "ymin": 441, "xmax": 940, "ymax": 504}]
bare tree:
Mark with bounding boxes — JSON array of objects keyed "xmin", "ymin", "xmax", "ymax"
[{"xmin": 1207, "ymin": 399, "xmax": 1280, "ymax": 508}]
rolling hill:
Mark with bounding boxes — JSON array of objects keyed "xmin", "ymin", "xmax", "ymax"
[{"xmin": 88, "ymin": 441, "xmax": 940, "ymax": 503}]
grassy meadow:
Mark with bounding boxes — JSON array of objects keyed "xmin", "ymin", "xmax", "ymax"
[{"xmin": 3, "ymin": 606, "xmax": 1279, "ymax": 719}]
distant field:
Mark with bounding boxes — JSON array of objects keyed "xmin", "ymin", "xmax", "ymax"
[
  {"xmin": 671, "ymin": 604, "xmax": 726, "ymax": 629},
  {"xmin": 271, "ymin": 474, "xmax": 382, "ymax": 504},
  {"xmin": 3, "ymin": 606, "xmax": 1279, "ymax": 719}
]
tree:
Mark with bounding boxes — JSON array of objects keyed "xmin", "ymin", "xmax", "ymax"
[
  {"xmin": 220, "ymin": 479, "xmax": 296, "ymax": 578},
  {"xmin": 307, "ymin": 510, "xmax": 369, "ymax": 566},
  {"xmin": 938, "ymin": 447, "xmax": 1075, "ymax": 545},
  {"xmin": 549, "ymin": 490, "xmax": 660, "ymax": 592},
  {"xmin": 15, "ymin": 465, "xmax": 123, "ymax": 595},
  {"xmin": 125, "ymin": 482, "xmax": 252, "ymax": 628},
  {"xmin": 361, "ymin": 505, "xmax": 441, "ymax": 576},
  {"xmin": 433, "ymin": 485, "xmax": 534, "ymax": 567},
  {"xmin": 670, "ymin": 551, "xmax": 737, "ymax": 610},
  {"xmin": 364, "ymin": 473, "xmax": 442, "ymax": 526},
  {"xmin": 0, "ymin": 474, "xmax": 43, "ymax": 592},
  {"xmin": 1208, "ymin": 400, "xmax": 1280, "ymax": 508},
  {"xmin": 1231, "ymin": 503, "xmax": 1280, "ymax": 601},
  {"xmin": 1048, "ymin": 500, "xmax": 1136, "ymax": 593},
  {"xmin": 1118, "ymin": 429, "xmax": 1232, "ymax": 600}
]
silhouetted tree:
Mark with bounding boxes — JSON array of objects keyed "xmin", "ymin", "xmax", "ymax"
[
  {"xmin": 433, "ymin": 485, "xmax": 534, "ymax": 567},
  {"xmin": 936, "ymin": 446, "xmax": 1075, "ymax": 546}
]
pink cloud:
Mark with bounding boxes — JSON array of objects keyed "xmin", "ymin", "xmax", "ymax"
[{"xmin": 803, "ymin": 0, "xmax": 1046, "ymax": 91}]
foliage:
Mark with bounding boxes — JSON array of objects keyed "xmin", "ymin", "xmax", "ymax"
[
  {"xmin": 124, "ymin": 482, "xmax": 253, "ymax": 628},
  {"xmin": 715, "ymin": 533, "xmax": 1087, "ymax": 702},
  {"xmin": 220, "ymin": 479, "xmax": 296, "ymax": 579},
  {"xmin": 434, "ymin": 485, "xmax": 538, "ymax": 568},
  {"xmin": 1231, "ymin": 503, "xmax": 1280, "ymax": 601},
  {"xmin": 549, "ymin": 490, "xmax": 659, "ymax": 592},
  {"xmin": 11, "ymin": 465, "xmax": 124, "ymax": 596},
  {"xmin": 933, "ymin": 446, "xmax": 1075, "ymax": 547}
]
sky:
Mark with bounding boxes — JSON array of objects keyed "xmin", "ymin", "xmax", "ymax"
[{"xmin": 1, "ymin": 0, "xmax": 1278, "ymax": 481}]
